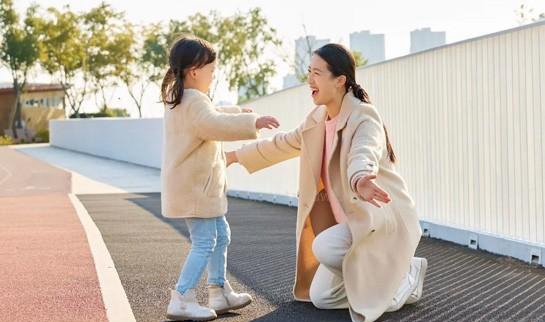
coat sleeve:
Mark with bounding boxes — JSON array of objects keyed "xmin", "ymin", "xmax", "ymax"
[
  {"xmin": 347, "ymin": 108, "xmax": 385, "ymax": 193},
  {"xmin": 188, "ymin": 98, "xmax": 259, "ymax": 141},
  {"xmin": 216, "ymin": 105, "xmax": 242, "ymax": 114},
  {"xmin": 235, "ymin": 121, "xmax": 305, "ymax": 173}
]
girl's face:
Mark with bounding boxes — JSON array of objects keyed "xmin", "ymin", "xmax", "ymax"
[
  {"xmin": 307, "ymin": 54, "xmax": 345, "ymax": 106},
  {"xmin": 187, "ymin": 60, "xmax": 216, "ymax": 93}
]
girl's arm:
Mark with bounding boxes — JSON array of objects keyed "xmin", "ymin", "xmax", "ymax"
[
  {"xmin": 216, "ymin": 106, "xmax": 243, "ymax": 114},
  {"xmin": 189, "ymin": 99, "xmax": 260, "ymax": 142},
  {"xmin": 230, "ymin": 121, "xmax": 305, "ymax": 173}
]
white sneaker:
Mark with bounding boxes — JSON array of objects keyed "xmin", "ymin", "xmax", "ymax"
[
  {"xmin": 166, "ymin": 289, "xmax": 217, "ymax": 321},
  {"xmin": 385, "ymin": 257, "xmax": 427, "ymax": 312},
  {"xmin": 208, "ymin": 280, "xmax": 252, "ymax": 314},
  {"xmin": 406, "ymin": 257, "xmax": 428, "ymax": 304}
]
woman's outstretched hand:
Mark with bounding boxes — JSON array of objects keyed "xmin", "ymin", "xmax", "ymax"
[
  {"xmin": 355, "ymin": 175, "xmax": 391, "ymax": 208},
  {"xmin": 225, "ymin": 151, "xmax": 238, "ymax": 167}
]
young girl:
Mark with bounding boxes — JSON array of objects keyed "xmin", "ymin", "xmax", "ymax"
[
  {"xmin": 226, "ymin": 43, "xmax": 427, "ymax": 322},
  {"xmin": 160, "ymin": 35, "xmax": 279, "ymax": 321}
]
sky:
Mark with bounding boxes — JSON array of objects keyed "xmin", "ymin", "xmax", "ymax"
[{"xmin": 2, "ymin": 0, "xmax": 544, "ymax": 117}]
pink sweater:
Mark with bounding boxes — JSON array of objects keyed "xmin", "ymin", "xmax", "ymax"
[{"xmin": 321, "ymin": 114, "xmax": 348, "ymax": 224}]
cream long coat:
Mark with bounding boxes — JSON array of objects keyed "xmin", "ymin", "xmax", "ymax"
[{"xmin": 235, "ymin": 92, "xmax": 422, "ymax": 322}]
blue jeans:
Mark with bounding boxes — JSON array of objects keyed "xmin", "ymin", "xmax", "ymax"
[{"xmin": 176, "ymin": 215, "xmax": 231, "ymax": 294}]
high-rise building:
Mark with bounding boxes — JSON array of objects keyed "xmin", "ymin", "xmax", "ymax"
[
  {"xmin": 349, "ymin": 30, "xmax": 385, "ymax": 65},
  {"xmin": 410, "ymin": 28, "xmax": 446, "ymax": 53}
]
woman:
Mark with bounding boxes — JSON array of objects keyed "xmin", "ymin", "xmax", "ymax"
[{"xmin": 226, "ymin": 43, "xmax": 427, "ymax": 322}]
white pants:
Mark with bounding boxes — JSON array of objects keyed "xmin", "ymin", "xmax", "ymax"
[{"xmin": 309, "ymin": 223, "xmax": 352, "ymax": 309}]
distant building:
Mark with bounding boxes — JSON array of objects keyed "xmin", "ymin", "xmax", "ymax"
[
  {"xmin": 349, "ymin": 30, "xmax": 385, "ymax": 65},
  {"xmin": 410, "ymin": 28, "xmax": 446, "ymax": 53},
  {"xmin": 0, "ymin": 83, "xmax": 65, "ymax": 137},
  {"xmin": 283, "ymin": 35, "xmax": 330, "ymax": 89}
]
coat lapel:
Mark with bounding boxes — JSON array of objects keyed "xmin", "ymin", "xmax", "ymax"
[
  {"xmin": 302, "ymin": 108, "xmax": 327, "ymax": 191},
  {"xmin": 335, "ymin": 92, "xmax": 358, "ymax": 133},
  {"xmin": 327, "ymin": 92, "xmax": 355, "ymax": 167}
]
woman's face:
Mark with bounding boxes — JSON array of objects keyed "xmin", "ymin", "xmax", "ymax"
[{"xmin": 307, "ymin": 54, "xmax": 344, "ymax": 106}]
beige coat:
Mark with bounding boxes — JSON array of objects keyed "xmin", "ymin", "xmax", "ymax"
[
  {"xmin": 236, "ymin": 92, "xmax": 422, "ymax": 322},
  {"xmin": 161, "ymin": 88, "xmax": 259, "ymax": 218}
]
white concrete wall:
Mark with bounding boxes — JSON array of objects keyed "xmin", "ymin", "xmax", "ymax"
[
  {"xmin": 224, "ymin": 85, "xmax": 314, "ymax": 201},
  {"xmin": 50, "ymin": 21, "xmax": 545, "ymax": 261},
  {"xmin": 50, "ymin": 117, "xmax": 163, "ymax": 169}
]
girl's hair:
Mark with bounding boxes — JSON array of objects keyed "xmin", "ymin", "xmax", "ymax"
[
  {"xmin": 314, "ymin": 43, "xmax": 396, "ymax": 163},
  {"xmin": 161, "ymin": 35, "xmax": 216, "ymax": 108}
]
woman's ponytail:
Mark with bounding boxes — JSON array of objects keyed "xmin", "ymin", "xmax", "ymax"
[
  {"xmin": 349, "ymin": 81, "xmax": 371, "ymax": 104},
  {"xmin": 349, "ymin": 79, "xmax": 396, "ymax": 163}
]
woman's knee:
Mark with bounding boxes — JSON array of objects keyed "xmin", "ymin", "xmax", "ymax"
[
  {"xmin": 312, "ymin": 234, "xmax": 343, "ymax": 270},
  {"xmin": 312, "ymin": 232, "xmax": 329, "ymax": 264},
  {"xmin": 312, "ymin": 224, "xmax": 351, "ymax": 269}
]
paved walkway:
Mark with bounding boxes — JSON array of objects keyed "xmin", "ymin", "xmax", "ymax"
[
  {"xmin": 80, "ymin": 192, "xmax": 545, "ymax": 322},
  {"xmin": 0, "ymin": 147, "xmax": 108, "ymax": 322},
  {"xmin": 3, "ymin": 144, "xmax": 545, "ymax": 322}
]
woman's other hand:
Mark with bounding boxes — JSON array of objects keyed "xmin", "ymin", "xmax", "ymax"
[{"xmin": 355, "ymin": 175, "xmax": 391, "ymax": 207}]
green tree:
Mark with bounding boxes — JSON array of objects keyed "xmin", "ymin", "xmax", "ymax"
[
  {"xmin": 353, "ymin": 51, "xmax": 368, "ymax": 68},
  {"xmin": 0, "ymin": 0, "xmax": 39, "ymax": 138},
  {"xmin": 219, "ymin": 8, "xmax": 282, "ymax": 102},
  {"xmin": 82, "ymin": 2, "xmax": 134, "ymax": 112},
  {"xmin": 165, "ymin": 8, "xmax": 282, "ymax": 102},
  {"xmin": 32, "ymin": 5, "xmax": 89, "ymax": 117},
  {"xmin": 109, "ymin": 22, "xmax": 137, "ymax": 116},
  {"xmin": 119, "ymin": 23, "xmax": 165, "ymax": 118}
]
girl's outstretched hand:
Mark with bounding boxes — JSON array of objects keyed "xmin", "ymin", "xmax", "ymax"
[
  {"xmin": 225, "ymin": 151, "xmax": 238, "ymax": 167},
  {"xmin": 256, "ymin": 116, "xmax": 280, "ymax": 130},
  {"xmin": 355, "ymin": 175, "xmax": 391, "ymax": 208}
]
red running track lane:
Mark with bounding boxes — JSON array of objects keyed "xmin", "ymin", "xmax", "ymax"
[{"xmin": 0, "ymin": 147, "xmax": 108, "ymax": 322}]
